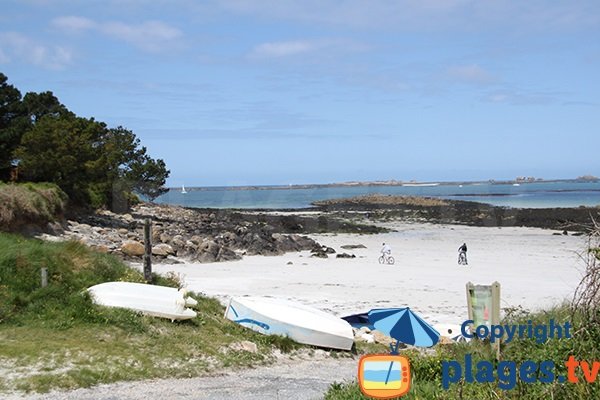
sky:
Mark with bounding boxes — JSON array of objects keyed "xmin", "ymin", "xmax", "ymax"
[{"xmin": 1, "ymin": 0, "xmax": 599, "ymax": 186}]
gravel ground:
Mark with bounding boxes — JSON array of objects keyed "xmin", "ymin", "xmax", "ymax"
[{"xmin": 4, "ymin": 357, "xmax": 358, "ymax": 400}]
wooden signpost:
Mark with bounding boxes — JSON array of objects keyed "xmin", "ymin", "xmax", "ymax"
[{"xmin": 466, "ymin": 281, "xmax": 501, "ymax": 358}]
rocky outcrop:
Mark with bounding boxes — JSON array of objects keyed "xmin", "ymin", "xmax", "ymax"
[{"xmin": 55, "ymin": 203, "xmax": 319, "ymax": 264}]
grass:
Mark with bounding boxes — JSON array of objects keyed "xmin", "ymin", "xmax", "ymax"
[
  {"xmin": 0, "ymin": 233, "xmax": 304, "ymax": 393},
  {"xmin": 0, "ymin": 182, "xmax": 67, "ymax": 231}
]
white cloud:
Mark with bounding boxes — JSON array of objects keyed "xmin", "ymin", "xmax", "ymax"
[
  {"xmin": 251, "ymin": 40, "xmax": 320, "ymax": 58},
  {"xmin": 484, "ymin": 90, "xmax": 558, "ymax": 105},
  {"xmin": 52, "ymin": 16, "xmax": 96, "ymax": 32},
  {"xmin": 447, "ymin": 64, "xmax": 495, "ymax": 84},
  {"xmin": 0, "ymin": 32, "xmax": 72, "ymax": 69},
  {"xmin": 52, "ymin": 16, "xmax": 183, "ymax": 53},
  {"xmin": 249, "ymin": 38, "xmax": 368, "ymax": 60},
  {"xmin": 101, "ymin": 21, "xmax": 182, "ymax": 52}
]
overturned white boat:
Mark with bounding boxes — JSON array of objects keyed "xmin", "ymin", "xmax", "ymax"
[
  {"xmin": 88, "ymin": 282, "xmax": 197, "ymax": 321},
  {"xmin": 225, "ymin": 296, "xmax": 354, "ymax": 350}
]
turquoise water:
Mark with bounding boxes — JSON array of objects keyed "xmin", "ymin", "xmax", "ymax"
[
  {"xmin": 363, "ymin": 361, "xmax": 401, "ymax": 382},
  {"xmin": 155, "ymin": 181, "xmax": 600, "ymax": 209}
]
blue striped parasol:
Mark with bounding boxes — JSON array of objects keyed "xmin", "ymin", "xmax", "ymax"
[{"xmin": 368, "ymin": 307, "xmax": 440, "ymax": 384}]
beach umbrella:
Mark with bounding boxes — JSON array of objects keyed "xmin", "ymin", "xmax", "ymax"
[
  {"xmin": 368, "ymin": 307, "xmax": 440, "ymax": 352},
  {"xmin": 368, "ymin": 307, "xmax": 440, "ymax": 385}
]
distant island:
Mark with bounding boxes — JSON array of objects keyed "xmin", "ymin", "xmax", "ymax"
[{"xmin": 171, "ymin": 176, "xmax": 599, "ymax": 191}]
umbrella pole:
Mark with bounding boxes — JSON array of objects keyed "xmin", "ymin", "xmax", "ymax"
[{"xmin": 384, "ymin": 340, "xmax": 402, "ymax": 385}]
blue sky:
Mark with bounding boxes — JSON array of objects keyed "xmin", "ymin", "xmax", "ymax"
[{"xmin": 1, "ymin": 0, "xmax": 599, "ymax": 186}]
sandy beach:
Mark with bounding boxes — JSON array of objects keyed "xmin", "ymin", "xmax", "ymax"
[{"xmin": 150, "ymin": 222, "xmax": 586, "ymax": 326}]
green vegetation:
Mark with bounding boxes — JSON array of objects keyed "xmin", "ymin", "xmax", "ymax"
[
  {"xmin": 0, "ymin": 72, "xmax": 169, "ymax": 209},
  {"xmin": 0, "ymin": 182, "xmax": 67, "ymax": 232},
  {"xmin": 0, "ymin": 233, "xmax": 298, "ymax": 393}
]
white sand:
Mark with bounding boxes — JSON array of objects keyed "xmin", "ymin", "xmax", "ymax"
[{"xmin": 151, "ymin": 222, "xmax": 586, "ymax": 326}]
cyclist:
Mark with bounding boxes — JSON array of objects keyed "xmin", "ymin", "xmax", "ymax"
[
  {"xmin": 458, "ymin": 243, "xmax": 468, "ymax": 265},
  {"xmin": 381, "ymin": 242, "xmax": 392, "ymax": 258}
]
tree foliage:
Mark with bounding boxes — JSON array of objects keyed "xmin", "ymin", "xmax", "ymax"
[{"xmin": 0, "ymin": 72, "xmax": 169, "ymax": 209}]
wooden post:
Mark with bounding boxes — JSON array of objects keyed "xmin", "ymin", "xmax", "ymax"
[
  {"xmin": 41, "ymin": 268, "xmax": 48, "ymax": 288},
  {"xmin": 143, "ymin": 218, "xmax": 152, "ymax": 283}
]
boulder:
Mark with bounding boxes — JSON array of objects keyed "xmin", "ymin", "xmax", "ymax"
[
  {"xmin": 229, "ymin": 340, "xmax": 258, "ymax": 353},
  {"xmin": 121, "ymin": 240, "xmax": 145, "ymax": 257},
  {"xmin": 371, "ymin": 330, "xmax": 395, "ymax": 346},
  {"xmin": 92, "ymin": 244, "xmax": 111, "ymax": 254},
  {"xmin": 190, "ymin": 235, "xmax": 204, "ymax": 245},
  {"xmin": 336, "ymin": 253, "xmax": 356, "ymax": 259},
  {"xmin": 152, "ymin": 243, "xmax": 175, "ymax": 257},
  {"xmin": 310, "ymin": 251, "xmax": 328, "ymax": 259},
  {"xmin": 341, "ymin": 244, "xmax": 367, "ymax": 249},
  {"xmin": 216, "ymin": 246, "xmax": 240, "ymax": 262}
]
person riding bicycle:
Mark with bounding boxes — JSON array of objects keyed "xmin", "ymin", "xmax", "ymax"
[
  {"xmin": 458, "ymin": 243, "xmax": 468, "ymax": 265},
  {"xmin": 381, "ymin": 242, "xmax": 392, "ymax": 258}
]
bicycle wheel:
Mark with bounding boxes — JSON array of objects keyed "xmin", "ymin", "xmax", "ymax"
[
  {"xmin": 387, "ymin": 256, "xmax": 395, "ymax": 265},
  {"xmin": 379, "ymin": 256, "xmax": 385, "ymax": 264}
]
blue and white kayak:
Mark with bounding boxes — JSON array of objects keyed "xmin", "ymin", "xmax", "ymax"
[{"xmin": 225, "ymin": 296, "xmax": 354, "ymax": 350}]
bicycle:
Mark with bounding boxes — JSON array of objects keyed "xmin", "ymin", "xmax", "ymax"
[
  {"xmin": 379, "ymin": 253, "xmax": 395, "ymax": 265},
  {"xmin": 458, "ymin": 251, "xmax": 468, "ymax": 265}
]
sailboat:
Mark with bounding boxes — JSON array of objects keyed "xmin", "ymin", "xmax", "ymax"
[{"xmin": 181, "ymin": 184, "xmax": 188, "ymax": 194}]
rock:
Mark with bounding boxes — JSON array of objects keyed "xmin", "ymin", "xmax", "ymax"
[
  {"xmin": 152, "ymin": 243, "xmax": 175, "ymax": 256},
  {"xmin": 92, "ymin": 244, "xmax": 110, "ymax": 253},
  {"xmin": 371, "ymin": 330, "xmax": 395, "ymax": 346},
  {"xmin": 215, "ymin": 245, "xmax": 240, "ymax": 262},
  {"xmin": 438, "ymin": 336, "xmax": 455, "ymax": 345},
  {"xmin": 229, "ymin": 340, "xmax": 258, "ymax": 353},
  {"xmin": 121, "ymin": 240, "xmax": 145, "ymax": 257},
  {"xmin": 341, "ymin": 244, "xmax": 367, "ymax": 249},
  {"xmin": 190, "ymin": 235, "xmax": 203, "ymax": 245},
  {"xmin": 362, "ymin": 333, "xmax": 375, "ymax": 343},
  {"xmin": 562, "ymin": 230, "xmax": 569, "ymax": 235},
  {"xmin": 122, "ymin": 214, "xmax": 134, "ymax": 222},
  {"xmin": 336, "ymin": 253, "xmax": 356, "ymax": 259},
  {"xmin": 287, "ymin": 261, "xmax": 293, "ymax": 265},
  {"xmin": 46, "ymin": 222, "xmax": 64, "ymax": 235},
  {"xmin": 221, "ymin": 231, "xmax": 238, "ymax": 244},
  {"xmin": 118, "ymin": 228, "xmax": 129, "ymax": 235},
  {"xmin": 358, "ymin": 326, "xmax": 371, "ymax": 334},
  {"xmin": 235, "ymin": 225, "xmax": 248, "ymax": 235},
  {"xmin": 310, "ymin": 251, "xmax": 328, "ymax": 258},
  {"xmin": 171, "ymin": 235, "xmax": 186, "ymax": 249},
  {"xmin": 159, "ymin": 233, "xmax": 171, "ymax": 243},
  {"xmin": 151, "ymin": 228, "xmax": 162, "ymax": 243},
  {"xmin": 324, "ymin": 247, "xmax": 336, "ymax": 254}
]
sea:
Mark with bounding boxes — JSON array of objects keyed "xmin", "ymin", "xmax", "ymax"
[{"xmin": 154, "ymin": 181, "xmax": 600, "ymax": 210}]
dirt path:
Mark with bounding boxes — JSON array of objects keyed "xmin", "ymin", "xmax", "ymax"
[{"xmin": 6, "ymin": 358, "xmax": 358, "ymax": 400}]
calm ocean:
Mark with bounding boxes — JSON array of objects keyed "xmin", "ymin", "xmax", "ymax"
[{"xmin": 154, "ymin": 181, "xmax": 600, "ymax": 209}]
